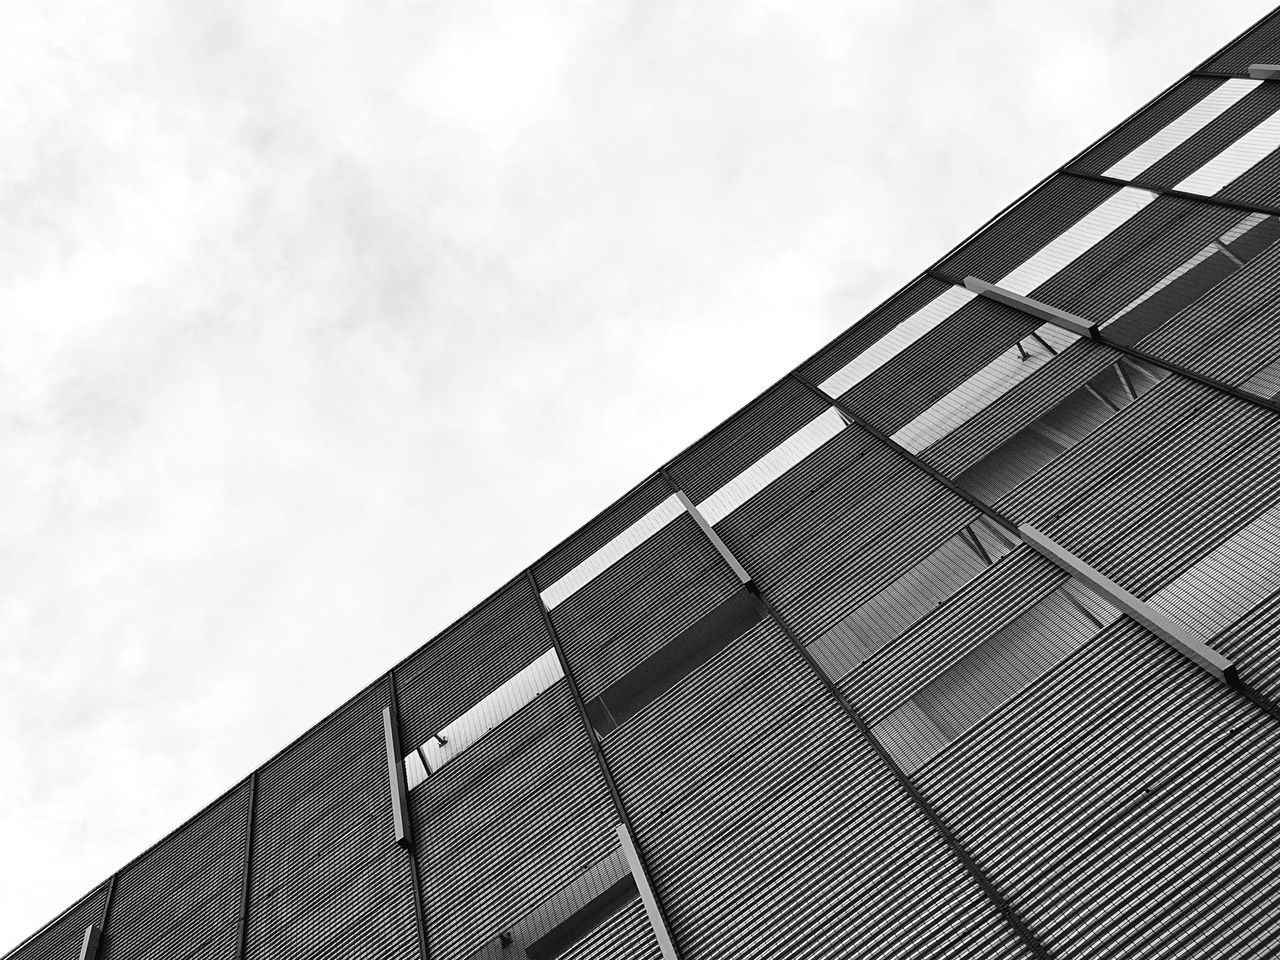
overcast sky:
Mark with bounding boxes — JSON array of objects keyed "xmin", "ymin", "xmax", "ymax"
[{"xmin": 2, "ymin": 0, "xmax": 1275, "ymax": 950}]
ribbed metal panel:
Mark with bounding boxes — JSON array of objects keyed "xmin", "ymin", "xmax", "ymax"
[
  {"xmin": 1243, "ymin": 356, "xmax": 1280, "ymax": 398},
  {"xmin": 1149, "ymin": 502, "xmax": 1280, "ymax": 640},
  {"xmin": 396, "ymin": 575, "xmax": 551, "ymax": 751},
  {"xmin": 796, "ymin": 275, "xmax": 952, "ymax": 389},
  {"xmin": 708, "ymin": 427, "xmax": 981, "ymax": 643},
  {"xmin": 895, "ymin": 323, "xmax": 1080, "ymax": 456},
  {"xmin": 836, "ymin": 296, "xmax": 1038, "ymax": 436},
  {"xmin": 696, "ymin": 407, "xmax": 846, "ymax": 526},
  {"xmin": 1138, "ymin": 243, "xmax": 1280, "ymax": 387},
  {"xmin": 605, "ymin": 619, "xmax": 1027, "ymax": 959},
  {"xmin": 951, "ymin": 354, "xmax": 1170, "ymax": 501},
  {"xmin": 916, "ymin": 618, "xmax": 1280, "ymax": 958},
  {"xmin": 414, "ymin": 685, "xmax": 617, "ymax": 960},
  {"xmin": 101, "ymin": 783, "xmax": 249, "ymax": 960},
  {"xmin": 1216, "ymin": 126, "xmax": 1280, "ymax": 209},
  {"xmin": 922, "ymin": 340, "xmax": 1120, "ymax": 479},
  {"xmin": 874, "ymin": 583, "xmax": 1116, "ymax": 775},
  {"xmin": 2, "ymin": 884, "xmax": 108, "ymax": 960},
  {"xmin": 244, "ymin": 682, "xmax": 416, "ymax": 960},
  {"xmin": 1217, "ymin": 588, "xmax": 1280, "ymax": 699},
  {"xmin": 840, "ymin": 547, "xmax": 1065, "ymax": 725},
  {"xmin": 534, "ymin": 476, "xmax": 672, "ymax": 588},
  {"xmin": 546, "ymin": 513, "xmax": 741, "ymax": 700},
  {"xmin": 555, "ymin": 900, "xmax": 660, "ymax": 960},
  {"xmin": 666, "ymin": 377, "xmax": 827, "ymax": 504},
  {"xmin": 1025, "ymin": 195, "xmax": 1246, "ymax": 324},
  {"xmin": 1136, "ymin": 83, "xmax": 1280, "ymax": 190},
  {"xmin": 807, "ymin": 517, "xmax": 1018, "ymax": 681},
  {"xmin": 1202, "ymin": 8, "xmax": 1280, "ymax": 74},
  {"xmin": 1034, "ymin": 382, "xmax": 1280, "ymax": 597},
  {"xmin": 937, "ymin": 177, "xmax": 1120, "ymax": 286},
  {"xmin": 1071, "ymin": 77, "xmax": 1237, "ymax": 178}
]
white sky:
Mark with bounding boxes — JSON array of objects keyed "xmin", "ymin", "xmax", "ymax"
[{"xmin": 1, "ymin": 0, "xmax": 1274, "ymax": 951}]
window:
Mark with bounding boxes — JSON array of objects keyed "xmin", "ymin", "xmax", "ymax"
[
  {"xmin": 956, "ymin": 357, "xmax": 1170, "ymax": 503},
  {"xmin": 471, "ymin": 849, "xmax": 642, "ymax": 960},
  {"xmin": 585, "ymin": 589, "xmax": 765, "ymax": 737},
  {"xmin": 1175, "ymin": 109, "xmax": 1280, "ymax": 196},
  {"xmin": 818, "ymin": 287, "xmax": 977, "ymax": 398},
  {"xmin": 404, "ymin": 647, "xmax": 564, "ymax": 789},
  {"xmin": 873, "ymin": 580, "xmax": 1118, "ymax": 774},
  {"xmin": 891, "ymin": 323, "xmax": 1080, "ymax": 455},
  {"xmin": 1148, "ymin": 502, "xmax": 1280, "ymax": 639},
  {"xmin": 1100, "ymin": 212, "xmax": 1280, "ymax": 345},
  {"xmin": 1103, "ymin": 79, "xmax": 1261, "ymax": 181},
  {"xmin": 807, "ymin": 516, "xmax": 1019, "ymax": 681},
  {"xmin": 996, "ymin": 187, "xmax": 1156, "ymax": 296}
]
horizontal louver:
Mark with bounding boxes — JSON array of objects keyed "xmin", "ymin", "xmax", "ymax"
[
  {"xmin": 397, "ymin": 576, "xmax": 553, "ymax": 750},
  {"xmin": 841, "ymin": 547, "xmax": 1066, "ymax": 725},
  {"xmin": 545, "ymin": 513, "xmax": 741, "ymax": 700},
  {"xmin": 916, "ymin": 619, "xmax": 1280, "ymax": 957},
  {"xmin": 605, "ymin": 620, "xmax": 1026, "ymax": 959},
  {"xmin": 415, "ymin": 687, "xmax": 617, "ymax": 960}
]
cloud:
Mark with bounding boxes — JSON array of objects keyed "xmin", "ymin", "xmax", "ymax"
[{"xmin": 1, "ymin": 0, "xmax": 1274, "ymax": 949}]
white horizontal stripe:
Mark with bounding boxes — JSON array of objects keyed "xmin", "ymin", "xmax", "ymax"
[
  {"xmin": 998, "ymin": 187, "xmax": 1157, "ymax": 296},
  {"xmin": 819, "ymin": 287, "xmax": 977, "ymax": 397},
  {"xmin": 407, "ymin": 647, "xmax": 564, "ymax": 787},
  {"xmin": 697, "ymin": 407, "xmax": 847, "ymax": 525},
  {"xmin": 540, "ymin": 495, "xmax": 685, "ymax": 608},
  {"xmin": 1101, "ymin": 242, "xmax": 1219, "ymax": 328},
  {"xmin": 1103, "ymin": 79, "xmax": 1260, "ymax": 181},
  {"xmin": 1175, "ymin": 109, "xmax": 1280, "ymax": 196},
  {"xmin": 892, "ymin": 324, "xmax": 1079, "ymax": 454}
]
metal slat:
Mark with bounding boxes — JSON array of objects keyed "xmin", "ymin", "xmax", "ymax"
[
  {"xmin": 603, "ymin": 620, "xmax": 1028, "ymax": 960},
  {"xmin": 243, "ymin": 683, "xmax": 418, "ymax": 960},
  {"xmin": 916, "ymin": 620, "xmax": 1280, "ymax": 957},
  {"xmin": 98, "ymin": 783, "xmax": 249, "ymax": 960}
]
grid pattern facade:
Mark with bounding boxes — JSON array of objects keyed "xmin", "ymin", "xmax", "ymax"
[{"xmin": 12, "ymin": 12, "xmax": 1280, "ymax": 960}]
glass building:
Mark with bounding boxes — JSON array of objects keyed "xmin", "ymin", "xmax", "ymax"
[{"xmin": 10, "ymin": 9, "xmax": 1280, "ymax": 960}]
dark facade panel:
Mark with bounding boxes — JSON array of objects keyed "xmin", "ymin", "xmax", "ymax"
[
  {"xmin": 1024, "ymin": 196, "xmax": 1249, "ymax": 323},
  {"xmin": 841, "ymin": 547, "xmax": 1066, "ymax": 725},
  {"xmin": 533, "ymin": 476, "xmax": 672, "ymax": 589},
  {"xmin": 1138, "ymin": 242, "xmax": 1280, "ymax": 389},
  {"xmin": 556, "ymin": 899, "xmax": 660, "ymax": 960},
  {"xmin": 665, "ymin": 377, "xmax": 827, "ymax": 503},
  {"xmin": 604, "ymin": 619, "xmax": 1028, "ymax": 960},
  {"xmin": 1033, "ymin": 382, "xmax": 1280, "ymax": 597},
  {"xmin": 1128, "ymin": 85, "xmax": 1280, "ymax": 190},
  {"xmin": 1202, "ymin": 8, "xmax": 1280, "ymax": 74},
  {"xmin": 101, "ymin": 783, "xmax": 249, "ymax": 960},
  {"xmin": 936, "ymin": 177, "xmax": 1119, "ymax": 284},
  {"xmin": 4, "ymin": 884, "xmax": 108, "ymax": 960},
  {"xmin": 1216, "ymin": 588, "xmax": 1280, "ymax": 699},
  {"xmin": 916, "ymin": 618, "xmax": 1280, "ymax": 957},
  {"xmin": 1217, "ymin": 142, "xmax": 1280, "ymax": 213},
  {"xmin": 920, "ymin": 340, "xmax": 1121, "ymax": 480},
  {"xmin": 836, "ymin": 297, "xmax": 1040, "ymax": 435},
  {"xmin": 708, "ymin": 428, "xmax": 981, "ymax": 642},
  {"xmin": 1069, "ymin": 77, "xmax": 1230, "ymax": 176},
  {"xmin": 795, "ymin": 275, "xmax": 952, "ymax": 389},
  {"xmin": 244, "ymin": 682, "xmax": 417, "ymax": 960},
  {"xmin": 546, "ymin": 513, "xmax": 741, "ymax": 700},
  {"xmin": 396, "ymin": 575, "xmax": 550, "ymax": 751},
  {"xmin": 413, "ymin": 686, "xmax": 618, "ymax": 960}
]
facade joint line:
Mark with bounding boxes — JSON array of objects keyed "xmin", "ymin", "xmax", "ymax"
[
  {"xmin": 525, "ymin": 569, "xmax": 688, "ymax": 960},
  {"xmin": 385, "ymin": 668, "xmax": 433, "ymax": 960}
]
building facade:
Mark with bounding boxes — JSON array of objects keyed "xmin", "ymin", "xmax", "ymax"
[{"xmin": 11, "ymin": 10, "xmax": 1280, "ymax": 960}]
